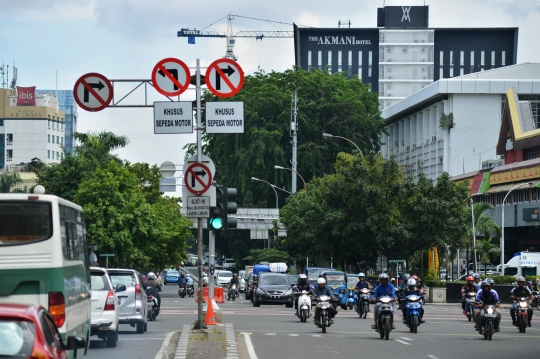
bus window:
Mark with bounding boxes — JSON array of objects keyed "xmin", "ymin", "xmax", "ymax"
[{"xmin": 0, "ymin": 202, "xmax": 52, "ymax": 245}]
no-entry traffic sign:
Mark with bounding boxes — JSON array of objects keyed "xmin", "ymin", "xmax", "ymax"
[
  {"xmin": 205, "ymin": 58, "xmax": 244, "ymax": 98},
  {"xmin": 73, "ymin": 73, "xmax": 113, "ymax": 112},
  {"xmin": 152, "ymin": 58, "xmax": 191, "ymax": 97},
  {"xmin": 184, "ymin": 162, "xmax": 213, "ymax": 195}
]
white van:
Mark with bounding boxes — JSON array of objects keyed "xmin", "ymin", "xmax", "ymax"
[{"xmin": 497, "ymin": 251, "xmax": 540, "ymax": 278}]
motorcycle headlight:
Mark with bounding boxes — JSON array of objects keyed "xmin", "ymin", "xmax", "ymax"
[
  {"xmin": 486, "ymin": 307, "xmax": 494, "ymax": 314},
  {"xmin": 520, "ymin": 302, "xmax": 528, "ymax": 307}
]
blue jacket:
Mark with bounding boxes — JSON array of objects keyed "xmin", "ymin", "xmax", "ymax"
[
  {"xmin": 313, "ymin": 286, "xmax": 334, "ymax": 298},
  {"xmin": 186, "ymin": 277, "xmax": 194, "ymax": 285},
  {"xmin": 371, "ymin": 283, "xmax": 397, "ymax": 300},
  {"xmin": 476, "ymin": 289, "xmax": 499, "ymax": 305}
]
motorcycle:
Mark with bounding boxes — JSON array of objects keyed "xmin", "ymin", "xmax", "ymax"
[
  {"xmin": 295, "ymin": 290, "xmax": 312, "ymax": 323},
  {"xmin": 476, "ymin": 300, "xmax": 497, "ymax": 340},
  {"xmin": 531, "ymin": 291, "xmax": 540, "ymax": 310},
  {"xmin": 147, "ymin": 294, "xmax": 159, "ymax": 321},
  {"xmin": 229, "ymin": 284, "xmax": 238, "ymax": 301},
  {"xmin": 347, "ymin": 287, "xmax": 356, "ymax": 310},
  {"xmin": 186, "ymin": 284, "xmax": 195, "ymax": 298},
  {"xmin": 355, "ymin": 288, "xmax": 371, "ymax": 319},
  {"xmin": 403, "ymin": 294, "xmax": 423, "ymax": 333},
  {"xmin": 314, "ymin": 295, "xmax": 333, "ymax": 333},
  {"xmin": 178, "ymin": 286, "xmax": 186, "ymax": 298},
  {"xmin": 464, "ymin": 291, "xmax": 477, "ymax": 322},
  {"xmin": 515, "ymin": 296, "xmax": 531, "ymax": 333},
  {"xmin": 374, "ymin": 296, "xmax": 394, "ymax": 340}
]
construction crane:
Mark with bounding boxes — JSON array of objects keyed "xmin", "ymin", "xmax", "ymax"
[{"xmin": 177, "ymin": 14, "xmax": 294, "ymax": 61}]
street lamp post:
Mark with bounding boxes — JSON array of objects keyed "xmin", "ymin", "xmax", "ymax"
[
  {"xmin": 251, "ymin": 177, "xmax": 279, "ymax": 210},
  {"xmin": 501, "ymin": 182, "xmax": 533, "ymax": 276},
  {"xmin": 470, "ymin": 199, "xmax": 477, "ymax": 274},
  {"xmin": 274, "ymin": 165, "xmax": 307, "ymax": 193},
  {"xmin": 322, "ymin": 133, "xmax": 363, "ymax": 156}
]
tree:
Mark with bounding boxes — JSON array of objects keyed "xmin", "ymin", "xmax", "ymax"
[
  {"xmin": 125, "ymin": 161, "xmax": 163, "ymax": 205},
  {"xmin": 475, "ymin": 238, "xmax": 501, "ymax": 275},
  {"xmin": 75, "ymin": 131, "xmax": 129, "ymax": 166},
  {"xmin": 243, "ymin": 248, "xmax": 290, "ymax": 264},
  {"xmin": 34, "ymin": 154, "xmax": 87, "ymax": 201},
  {"xmin": 186, "ymin": 67, "xmax": 385, "ymax": 208},
  {"xmin": 0, "ymin": 172, "xmax": 22, "ymax": 193}
]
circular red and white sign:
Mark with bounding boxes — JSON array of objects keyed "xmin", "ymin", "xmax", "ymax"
[
  {"xmin": 205, "ymin": 58, "xmax": 244, "ymax": 98},
  {"xmin": 184, "ymin": 163, "xmax": 213, "ymax": 195},
  {"xmin": 73, "ymin": 73, "xmax": 113, "ymax": 112},
  {"xmin": 152, "ymin": 58, "xmax": 191, "ymax": 97}
]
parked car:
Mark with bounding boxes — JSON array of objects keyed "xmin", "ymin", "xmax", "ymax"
[
  {"xmin": 252, "ymin": 272, "xmax": 294, "ymax": 307},
  {"xmin": 164, "ymin": 270, "xmax": 180, "ymax": 285},
  {"xmin": 223, "ymin": 258, "xmax": 236, "ymax": 271},
  {"xmin": 0, "ymin": 303, "xmax": 86, "ymax": 359},
  {"xmin": 238, "ymin": 270, "xmax": 246, "ymax": 292},
  {"xmin": 215, "ymin": 270, "xmax": 233, "ymax": 287},
  {"xmin": 107, "ymin": 269, "xmax": 148, "ymax": 333},
  {"xmin": 90, "ymin": 267, "xmax": 125, "ymax": 347}
]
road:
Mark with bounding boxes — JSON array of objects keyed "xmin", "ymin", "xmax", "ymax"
[{"xmin": 86, "ymin": 267, "xmax": 540, "ymax": 359}]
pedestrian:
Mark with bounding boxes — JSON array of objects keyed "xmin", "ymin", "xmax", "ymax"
[{"xmin": 461, "ymin": 260, "xmax": 467, "ymax": 275}]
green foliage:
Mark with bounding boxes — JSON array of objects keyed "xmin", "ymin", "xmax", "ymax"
[
  {"xmin": 479, "ymin": 274, "xmax": 516, "ymax": 284},
  {"xmin": 439, "ymin": 112, "xmax": 454, "ymax": 130},
  {"xmin": 125, "ymin": 161, "xmax": 163, "ymax": 205},
  {"xmin": 243, "ymin": 248, "xmax": 291, "ymax": 264},
  {"xmin": 526, "ymin": 275, "xmax": 540, "ymax": 284},
  {"xmin": 186, "ymin": 67, "xmax": 385, "ymax": 208},
  {"xmin": 0, "ymin": 172, "xmax": 23, "ymax": 193},
  {"xmin": 424, "ymin": 280, "xmax": 446, "ymax": 288},
  {"xmin": 474, "ymin": 238, "xmax": 501, "ymax": 274}
]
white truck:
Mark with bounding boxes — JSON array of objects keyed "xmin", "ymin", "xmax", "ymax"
[{"xmin": 497, "ymin": 251, "xmax": 540, "ymax": 278}]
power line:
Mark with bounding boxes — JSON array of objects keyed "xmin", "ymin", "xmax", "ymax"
[
  {"xmin": 231, "ymin": 14, "xmax": 313, "ymax": 28},
  {"xmin": 199, "ymin": 16, "xmax": 227, "ymax": 31}
]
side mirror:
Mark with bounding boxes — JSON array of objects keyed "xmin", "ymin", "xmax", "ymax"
[
  {"xmin": 115, "ymin": 284, "xmax": 127, "ymax": 293},
  {"xmin": 66, "ymin": 336, "xmax": 86, "ymax": 350}
]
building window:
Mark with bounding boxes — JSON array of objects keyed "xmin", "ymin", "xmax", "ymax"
[
  {"xmin": 0, "ymin": 119, "xmax": 3, "ymax": 126},
  {"xmin": 519, "ymin": 95, "xmax": 540, "ymax": 128},
  {"xmin": 7, "ymin": 149, "xmax": 13, "ymax": 161},
  {"xmin": 440, "ymin": 51, "xmax": 444, "ymax": 65},
  {"xmin": 307, "ymin": 50, "xmax": 312, "ymax": 70},
  {"xmin": 481, "ymin": 51, "xmax": 485, "ymax": 66},
  {"xmin": 358, "ymin": 51, "xmax": 362, "ymax": 80},
  {"xmin": 526, "ymin": 151, "xmax": 540, "ymax": 160},
  {"xmin": 338, "ymin": 51, "xmax": 342, "ymax": 72},
  {"xmin": 470, "ymin": 50, "xmax": 475, "ymax": 72},
  {"xmin": 47, "ymin": 150, "xmax": 50, "ymax": 159},
  {"xmin": 440, "ymin": 68, "xmax": 444, "ymax": 79},
  {"xmin": 6, "ymin": 134, "xmax": 13, "ymax": 145},
  {"xmin": 56, "ymin": 152, "xmax": 59, "ymax": 160},
  {"xmin": 460, "ymin": 51, "xmax": 464, "ymax": 66},
  {"xmin": 348, "ymin": 51, "xmax": 352, "ymax": 75},
  {"xmin": 368, "ymin": 51, "xmax": 372, "ymax": 77},
  {"xmin": 318, "ymin": 51, "xmax": 322, "ymax": 70},
  {"xmin": 57, "ymin": 136, "xmax": 59, "ymax": 144},
  {"xmin": 450, "ymin": 50, "xmax": 453, "ymax": 65},
  {"xmin": 61, "ymin": 137, "xmax": 63, "ymax": 145},
  {"xmin": 502, "ymin": 51, "xmax": 506, "ymax": 66},
  {"xmin": 533, "ymin": 188, "xmax": 539, "ymax": 202},
  {"xmin": 48, "ymin": 134, "xmax": 50, "ymax": 143},
  {"xmin": 460, "ymin": 68, "xmax": 464, "ymax": 76},
  {"xmin": 328, "ymin": 50, "xmax": 332, "ymax": 73},
  {"xmin": 491, "ymin": 50, "xmax": 495, "ymax": 66}
]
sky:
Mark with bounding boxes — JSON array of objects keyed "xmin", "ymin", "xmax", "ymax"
[{"xmin": 2, "ymin": 0, "xmax": 540, "ymax": 195}]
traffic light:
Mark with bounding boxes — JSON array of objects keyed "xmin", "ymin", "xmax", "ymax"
[{"xmin": 207, "ymin": 186, "xmax": 237, "ymax": 231}]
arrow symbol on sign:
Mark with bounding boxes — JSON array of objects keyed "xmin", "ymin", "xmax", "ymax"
[
  {"xmin": 215, "ymin": 66, "xmax": 235, "ymax": 91},
  {"xmin": 191, "ymin": 170, "xmax": 207, "ymax": 188},
  {"xmin": 158, "ymin": 68, "xmax": 179, "ymax": 90},
  {"xmin": 83, "ymin": 81, "xmax": 105, "ymax": 102}
]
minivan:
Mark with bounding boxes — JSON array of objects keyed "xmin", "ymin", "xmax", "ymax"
[{"xmin": 107, "ymin": 269, "xmax": 148, "ymax": 334}]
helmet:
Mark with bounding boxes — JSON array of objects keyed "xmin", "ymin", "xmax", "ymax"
[
  {"xmin": 148, "ymin": 272, "xmax": 156, "ymax": 280},
  {"xmin": 317, "ymin": 278, "xmax": 326, "ymax": 285},
  {"xmin": 486, "ymin": 278, "xmax": 495, "ymax": 286},
  {"xmin": 516, "ymin": 276, "xmax": 526, "ymax": 283},
  {"xmin": 203, "ymin": 273, "xmax": 208, "ymax": 277},
  {"xmin": 403, "ymin": 273, "xmax": 411, "ymax": 280},
  {"xmin": 466, "ymin": 276, "xmax": 474, "ymax": 281},
  {"xmin": 203, "ymin": 277, "xmax": 209, "ymax": 284},
  {"xmin": 473, "ymin": 273, "xmax": 481, "ymax": 280},
  {"xmin": 186, "ymin": 273, "xmax": 191, "ymax": 278},
  {"xmin": 407, "ymin": 278, "xmax": 417, "ymax": 286},
  {"xmin": 379, "ymin": 273, "xmax": 389, "ymax": 280},
  {"xmin": 391, "ymin": 278, "xmax": 396, "ymax": 282},
  {"xmin": 358, "ymin": 273, "xmax": 365, "ymax": 278},
  {"xmin": 299, "ymin": 274, "xmax": 307, "ymax": 282},
  {"xmin": 527, "ymin": 281, "xmax": 532, "ymax": 285},
  {"xmin": 412, "ymin": 275, "xmax": 418, "ymax": 280},
  {"xmin": 481, "ymin": 281, "xmax": 491, "ymax": 288}
]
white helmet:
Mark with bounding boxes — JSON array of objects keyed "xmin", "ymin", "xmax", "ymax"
[
  {"xmin": 203, "ymin": 273, "xmax": 208, "ymax": 277},
  {"xmin": 186, "ymin": 273, "xmax": 191, "ymax": 277},
  {"xmin": 407, "ymin": 278, "xmax": 417, "ymax": 286},
  {"xmin": 299, "ymin": 274, "xmax": 307, "ymax": 279},
  {"xmin": 203, "ymin": 277, "xmax": 209, "ymax": 284},
  {"xmin": 391, "ymin": 278, "xmax": 396, "ymax": 282},
  {"xmin": 317, "ymin": 278, "xmax": 326, "ymax": 285},
  {"xmin": 148, "ymin": 272, "xmax": 156, "ymax": 280}
]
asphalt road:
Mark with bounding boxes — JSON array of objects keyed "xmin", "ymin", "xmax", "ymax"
[{"xmin": 86, "ymin": 267, "xmax": 540, "ymax": 359}]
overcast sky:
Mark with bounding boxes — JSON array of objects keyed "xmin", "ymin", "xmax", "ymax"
[{"xmin": 2, "ymin": 0, "xmax": 540, "ymax": 194}]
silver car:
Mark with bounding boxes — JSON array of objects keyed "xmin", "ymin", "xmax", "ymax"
[{"xmin": 107, "ymin": 269, "xmax": 148, "ymax": 334}]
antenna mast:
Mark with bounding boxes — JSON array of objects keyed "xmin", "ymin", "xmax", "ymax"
[{"xmin": 225, "ymin": 13, "xmax": 237, "ymax": 60}]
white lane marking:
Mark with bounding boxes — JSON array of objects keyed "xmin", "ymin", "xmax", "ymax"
[
  {"xmin": 394, "ymin": 339, "xmax": 411, "ymax": 345},
  {"xmin": 154, "ymin": 331, "xmax": 174, "ymax": 359},
  {"xmin": 400, "ymin": 337, "xmax": 413, "ymax": 341},
  {"xmin": 241, "ymin": 332, "xmax": 259, "ymax": 359},
  {"xmin": 428, "ymin": 356, "xmax": 440, "ymax": 359},
  {"xmin": 288, "ymin": 334, "xmax": 299, "ymax": 336},
  {"xmin": 312, "ymin": 334, "xmax": 322, "ymax": 337},
  {"xmin": 264, "ymin": 333, "xmax": 276, "ymax": 336}
]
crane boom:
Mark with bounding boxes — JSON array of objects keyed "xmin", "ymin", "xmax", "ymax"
[{"xmin": 234, "ymin": 31, "xmax": 293, "ymax": 38}]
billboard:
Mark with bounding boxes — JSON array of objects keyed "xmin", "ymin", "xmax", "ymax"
[
  {"xmin": 378, "ymin": 6, "xmax": 429, "ymax": 28},
  {"xmin": 16, "ymin": 86, "xmax": 36, "ymax": 106}
]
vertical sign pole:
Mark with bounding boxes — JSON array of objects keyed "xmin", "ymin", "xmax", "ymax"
[
  {"xmin": 291, "ymin": 91, "xmax": 298, "ymax": 193},
  {"xmin": 209, "ymin": 231, "xmax": 215, "ymax": 299},
  {"xmin": 106, "ymin": 256, "xmax": 108, "ymax": 269},
  {"xmin": 194, "ymin": 59, "xmax": 207, "ymax": 330}
]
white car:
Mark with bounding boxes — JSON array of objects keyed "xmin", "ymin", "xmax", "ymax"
[
  {"xmin": 215, "ymin": 270, "xmax": 233, "ymax": 287},
  {"xmin": 90, "ymin": 267, "xmax": 126, "ymax": 347}
]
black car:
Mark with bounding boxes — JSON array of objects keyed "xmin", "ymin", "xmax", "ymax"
[{"xmin": 252, "ymin": 272, "xmax": 294, "ymax": 308}]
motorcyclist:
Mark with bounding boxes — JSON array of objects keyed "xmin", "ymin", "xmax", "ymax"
[
  {"xmin": 474, "ymin": 281, "xmax": 501, "ymax": 332},
  {"xmin": 178, "ymin": 272, "xmax": 186, "ymax": 290},
  {"xmin": 185, "ymin": 273, "xmax": 194, "ymax": 293},
  {"xmin": 400, "ymin": 274, "xmax": 411, "ymax": 291},
  {"xmin": 535, "ymin": 278, "xmax": 540, "ymax": 292},
  {"xmin": 527, "ymin": 281, "xmax": 534, "ymax": 292},
  {"xmin": 510, "ymin": 276, "xmax": 533, "ymax": 327},
  {"xmin": 313, "ymin": 277, "xmax": 337, "ymax": 325},
  {"xmin": 371, "ymin": 273, "xmax": 398, "ymax": 330},
  {"xmin": 401, "ymin": 278, "xmax": 425, "ymax": 323},
  {"xmin": 461, "ymin": 276, "xmax": 477, "ymax": 315},
  {"xmin": 355, "ymin": 273, "xmax": 371, "ymax": 290},
  {"xmin": 227, "ymin": 273, "xmax": 240, "ymax": 300},
  {"xmin": 473, "ymin": 273, "xmax": 482, "ymax": 290},
  {"xmin": 294, "ymin": 274, "xmax": 311, "ymax": 316},
  {"xmin": 391, "ymin": 278, "xmax": 396, "ymax": 286},
  {"xmin": 144, "ymin": 272, "xmax": 162, "ymax": 309},
  {"xmin": 202, "ymin": 276, "xmax": 209, "ymax": 287}
]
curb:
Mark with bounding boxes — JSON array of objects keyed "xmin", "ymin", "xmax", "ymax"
[
  {"xmin": 225, "ymin": 323, "xmax": 238, "ymax": 359},
  {"xmin": 174, "ymin": 324, "xmax": 191, "ymax": 359}
]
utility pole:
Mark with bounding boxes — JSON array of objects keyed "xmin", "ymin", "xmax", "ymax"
[
  {"xmin": 291, "ymin": 91, "xmax": 298, "ymax": 193},
  {"xmin": 209, "ymin": 230, "xmax": 215, "ymax": 300}
]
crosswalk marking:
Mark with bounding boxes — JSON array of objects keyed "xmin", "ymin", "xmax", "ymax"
[
  {"xmin": 264, "ymin": 333, "xmax": 276, "ymax": 336},
  {"xmin": 288, "ymin": 334, "xmax": 299, "ymax": 337},
  {"xmin": 312, "ymin": 334, "xmax": 322, "ymax": 337}
]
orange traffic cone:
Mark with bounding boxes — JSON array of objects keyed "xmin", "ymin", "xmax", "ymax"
[{"xmin": 205, "ymin": 298, "xmax": 217, "ymax": 325}]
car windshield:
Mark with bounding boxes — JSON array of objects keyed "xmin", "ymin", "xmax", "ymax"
[
  {"xmin": 0, "ymin": 202, "xmax": 52, "ymax": 245},
  {"xmin": 219, "ymin": 272, "xmax": 232, "ymax": 278},
  {"xmin": 109, "ymin": 273, "xmax": 136, "ymax": 287},
  {"xmin": 325, "ymin": 274, "xmax": 345, "ymax": 285},
  {"xmin": 260, "ymin": 275, "xmax": 289, "ymax": 286},
  {"xmin": 0, "ymin": 320, "xmax": 35, "ymax": 356},
  {"xmin": 91, "ymin": 272, "xmax": 111, "ymax": 291},
  {"xmin": 307, "ymin": 269, "xmax": 329, "ymax": 281},
  {"xmin": 167, "ymin": 271, "xmax": 179, "ymax": 276},
  {"xmin": 288, "ymin": 275, "xmax": 299, "ymax": 284},
  {"xmin": 348, "ymin": 278, "xmax": 359, "ymax": 287}
]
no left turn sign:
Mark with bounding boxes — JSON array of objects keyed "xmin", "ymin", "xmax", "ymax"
[
  {"xmin": 205, "ymin": 58, "xmax": 244, "ymax": 98},
  {"xmin": 184, "ymin": 163, "xmax": 213, "ymax": 195},
  {"xmin": 152, "ymin": 58, "xmax": 191, "ymax": 97},
  {"xmin": 73, "ymin": 73, "xmax": 113, "ymax": 112}
]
